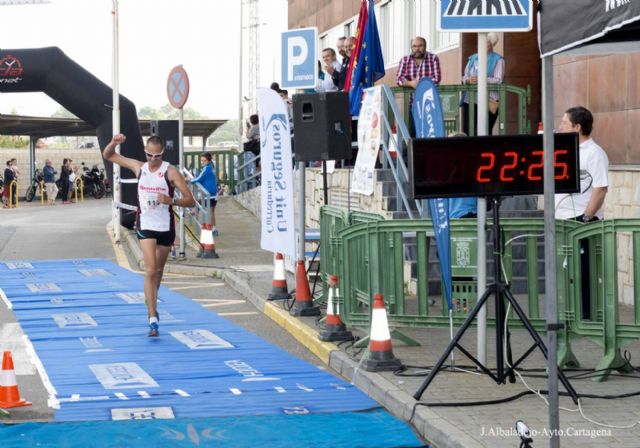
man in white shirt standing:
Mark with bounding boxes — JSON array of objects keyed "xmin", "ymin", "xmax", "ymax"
[
  {"xmin": 555, "ymin": 106, "xmax": 609, "ymax": 320},
  {"xmin": 555, "ymin": 106, "xmax": 609, "ymax": 222}
]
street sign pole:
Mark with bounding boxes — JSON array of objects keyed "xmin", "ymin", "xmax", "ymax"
[
  {"xmin": 167, "ymin": 65, "xmax": 190, "ymax": 259},
  {"xmin": 476, "ymin": 32, "xmax": 488, "ymax": 366},
  {"xmin": 111, "ymin": 0, "xmax": 121, "ymax": 243}
]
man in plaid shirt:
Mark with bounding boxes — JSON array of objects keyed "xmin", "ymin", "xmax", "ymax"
[{"xmin": 395, "ymin": 36, "xmax": 441, "ymax": 104}]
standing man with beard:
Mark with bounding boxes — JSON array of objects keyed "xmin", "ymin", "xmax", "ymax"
[{"xmin": 396, "ymin": 36, "xmax": 441, "ymax": 97}]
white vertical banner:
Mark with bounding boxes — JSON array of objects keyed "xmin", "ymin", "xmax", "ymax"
[
  {"xmin": 258, "ymin": 88, "xmax": 297, "ymax": 258},
  {"xmin": 350, "ymin": 86, "xmax": 382, "ymax": 195}
]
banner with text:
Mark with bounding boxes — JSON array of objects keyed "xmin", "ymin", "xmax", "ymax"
[
  {"xmin": 350, "ymin": 86, "xmax": 382, "ymax": 196},
  {"xmin": 258, "ymin": 88, "xmax": 296, "ymax": 258}
]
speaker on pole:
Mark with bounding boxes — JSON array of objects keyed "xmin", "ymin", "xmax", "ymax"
[{"xmin": 292, "ymin": 92, "xmax": 352, "ymax": 162}]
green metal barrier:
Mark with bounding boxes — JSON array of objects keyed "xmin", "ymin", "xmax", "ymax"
[
  {"xmin": 391, "ymin": 83, "xmax": 531, "ymax": 136},
  {"xmin": 565, "ymin": 219, "xmax": 640, "ymax": 380},
  {"xmin": 322, "ymin": 206, "xmax": 640, "ymax": 376}
]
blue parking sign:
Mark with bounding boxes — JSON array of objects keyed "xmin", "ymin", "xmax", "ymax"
[
  {"xmin": 438, "ymin": 0, "xmax": 533, "ymax": 32},
  {"xmin": 281, "ymin": 27, "xmax": 317, "ymax": 89}
]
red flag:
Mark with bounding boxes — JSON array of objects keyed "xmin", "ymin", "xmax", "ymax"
[{"xmin": 343, "ymin": 0, "xmax": 368, "ymax": 92}]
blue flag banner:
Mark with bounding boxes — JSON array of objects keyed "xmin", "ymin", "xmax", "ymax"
[
  {"xmin": 412, "ymin": 78, "xmax": 452, "ymax": 310},
  {"xmin": 349, "ymin": 0, "xmax": 385, "ymax": 116}
]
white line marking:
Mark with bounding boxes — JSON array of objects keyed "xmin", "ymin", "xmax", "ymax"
[
  {"xmin": 296, "ymin": 383, "xmax": 314, "ymax": 392},
  {"xmin": 175, "ymin": 389, "xmax": 190, "ymax": 397},
  {"xmin": 0, "ymin": 287, "xmax": 12, "ymax": 310},
  {"xmin": 170, "ymin": 285, "xmax": 224, "ymax": 291},
  {"xmin": 274, "ymin": 386, "xmax": 286, "ymax": 393},
  {"xmin": 218, "ymin": 311, "xmax": 259, "ymax": 316},
  {"xmin": 114, "ymin": 392, "xmax": 128, "ymax": 400},
  {"xmin": 229, "ymin": 388, "xmax": 242, "ymax": 395},
  {"xmin": 138, "ymin": 391, "xmax": 150, "ymax": 398},
  {"xmin": 70, "ymin": 394, "xmax": 80, "ymax": 402}
]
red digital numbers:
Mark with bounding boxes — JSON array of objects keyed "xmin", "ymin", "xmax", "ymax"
[
  {"xmin": 476, "ymin": 152, "xmax": 495, "ymax": 183},
  {"xmin": 499, "ymin": 151, "xmax": 518, "ymax": 181},
  {"xmin": 527, "ymin": 150, "xmax": 544, "ymax": 180},
  {"xmin": 554, "ymin": 149, "xmax": 569, "ymax": 180},
  {"xmin": 475, "ymin": 148, "xmax": 571, "ymax": 184}
]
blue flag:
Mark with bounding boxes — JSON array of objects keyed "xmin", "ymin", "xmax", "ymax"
[
  {"xmin": 349, "ymin": 0, "xmax": 385, "ymax": 116},
  {"xmin": 412, "ymin": 78, "xmax": 452, "ymax": 311}
]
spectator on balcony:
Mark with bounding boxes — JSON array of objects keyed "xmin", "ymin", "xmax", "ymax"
[
  {"xmin": 336, "ymin": 36, "xmax": 347, "ymax": 63},
  {"xmin": 396, "ymin": 36, "xmax": 441, "ymax": 100},
  {"xmin": 317, "ymin": 48, "xmax": 341, "ymax": 93},
  {"xmin": 242, "ymin": 114, "xmax": 260, "ymax": 191},
  {"xmin": 190, "ymin": 152, "xmax": 218, "ymax": 236},
  {"xmin": 332, "ymin": 36, "xmax": 355, "ymax": 91},
  {"xmin": 555, "ymin": 106, "xmax": 608, "ymax": 321},
  {"xmin": 461, "ymin": 32, "xmax": 504, "ymax": 135}
]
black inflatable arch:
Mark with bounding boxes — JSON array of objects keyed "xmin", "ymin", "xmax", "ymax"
[{"xmin": 0, "ymin": 47, "xmax": 143, "ymax": 227}]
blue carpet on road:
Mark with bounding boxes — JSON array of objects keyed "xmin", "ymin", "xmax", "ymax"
[{"xmin": 0, "ymin": 259, "xmax": 423, "ymax": 447}]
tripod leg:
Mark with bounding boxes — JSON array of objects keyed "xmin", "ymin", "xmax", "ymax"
[
  {"xmin": 506, "ymin": 324, "xmax": 516, "ymax": 383},
  {"xmin": 503, "ymin": 288, "xmax": 579, "ymax": 403},
  {"xmin": 414, "ymin": 286, "xmax": 494, "ymax": 400}
]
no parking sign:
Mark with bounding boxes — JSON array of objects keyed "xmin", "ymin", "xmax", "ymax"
[{"xmin": 167, "ymin": 65, "xmax": 190, "ymax": 109}]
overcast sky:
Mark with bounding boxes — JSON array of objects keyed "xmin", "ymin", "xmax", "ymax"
[{"xmin": 0, "ymin": 0, "xmax": 287, "ymax": 119}]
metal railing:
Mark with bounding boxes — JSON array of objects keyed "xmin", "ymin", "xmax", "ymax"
[{"xmin": 184, "ymin": 148, "xmax": 238, "ymax": 193}]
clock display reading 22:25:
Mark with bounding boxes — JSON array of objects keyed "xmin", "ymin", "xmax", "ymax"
[{"xmin": 409, "ymin": 133, "xmax": 580, "ymax": 198}]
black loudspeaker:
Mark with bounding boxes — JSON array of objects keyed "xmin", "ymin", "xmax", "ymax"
[
  {"xmin": 292, "ymin": 92, "xmax": 352, "ymax": 161},
  {"xmin": 150, "ymin": 120, "xmax": 180, "ymax": 166}
]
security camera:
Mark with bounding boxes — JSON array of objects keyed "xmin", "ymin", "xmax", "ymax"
[{"xmin": 515, "ymin": 420, "xmax": 533, "ymax": 447}]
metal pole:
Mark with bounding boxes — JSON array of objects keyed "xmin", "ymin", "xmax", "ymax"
[
  {"xmin": 179, "ymin": 107, "xmax": 185, "ymax": 258},
  {"xmin": 112, "ymin": 0, "xmax": 121, "ymax": 242},
  {"xmin": 297, "ymin": 161, "xmax": 305, "ymax": 262},
  {"xmin": 29, "ymin": 136, "xmax": 36, "ymax": 184},
  {"xmin": 542, "ymin": 54, "xmax": 561, "ymax": 448},
  {"xmin": 476, "ymin": 32, "xmax": 488, "ymax": 365},
  {"xmin": 238, "ymin": 0, "xmax": 244, "ymax": 169}
]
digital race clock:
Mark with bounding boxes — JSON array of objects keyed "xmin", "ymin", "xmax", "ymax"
[{"xmin": 408, "ymin": 133, "xmax": 580, "ymax": 198}]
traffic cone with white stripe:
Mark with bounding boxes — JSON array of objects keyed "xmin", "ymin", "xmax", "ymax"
[
  {"xmin": 290, "ymin": 260, "xmax": 320, "ymax": 317},
  {"xmin": 197, "ymin": 224, "xmax": 219, "ymax": 259},
  {"xmin": 0, "ymin": 351, "xmax": 31, "ymax": 409},
  {"xmin": 363, "ymin": 294, "xmax": 402, "ymax": 372},
  {"xmin": 319, "ymin": 275, "xmax": 353, "ymax": 342},
  {"xmin": 268, "ymin": 253, "xmax": 291, "ymax": 301}
]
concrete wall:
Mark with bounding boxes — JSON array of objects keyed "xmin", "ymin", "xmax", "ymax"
[
  {"xmin": 0, "ymin": 147, "xmax": 105, "ymax": 195},
  {"xmin": 233, "ymin": 167, "xmax": 392, "ymax": 227},
  {"xmin": 554, "ymin": 52, "xmax": 640, "ymax": 164}
]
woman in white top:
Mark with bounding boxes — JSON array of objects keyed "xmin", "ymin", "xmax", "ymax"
[{"xmin": 103, "ymin": 134, "xmax": 195, "ymax": 337}]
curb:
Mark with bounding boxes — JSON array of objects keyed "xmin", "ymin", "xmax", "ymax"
[{"xmin": 120, "ymin": 230, "xmax": 467, "ymax": 447}]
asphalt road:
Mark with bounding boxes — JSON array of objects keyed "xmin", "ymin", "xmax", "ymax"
[{"xmin": 0, "ymin": 199, "xmax": 323, "ymax": 423}]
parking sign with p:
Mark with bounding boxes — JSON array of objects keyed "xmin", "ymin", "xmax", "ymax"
[{"xmin": 281, "ymin": 27, "xmax": 317, "ymax": 89}]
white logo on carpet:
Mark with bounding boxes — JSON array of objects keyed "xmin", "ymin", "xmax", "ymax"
[
  {"xmin": 171, "ymin": 329, "xmax": 234, "ymax": 350},
  {"xmin": 90, "ymin": 362, "xmax": 159, "ymax": 389},
  {"xmin": 52, "ymin": 313, "xmax": 97, "ymax": 328}
]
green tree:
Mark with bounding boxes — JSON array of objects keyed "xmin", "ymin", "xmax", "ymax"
[
  {"xmin": 51, "ymin": 107, "xmax": 78, "ymax": 119},
  {"xmin": 138, "ymin": 104, "xmax": 207, "ymax": 120},
  {"xmin": 0, "ymin": 136, "xmax": 29, "ymax": 148},
  {"xmin": 207, "ymin": 119, "xmax": 240, "ymax": 146}
]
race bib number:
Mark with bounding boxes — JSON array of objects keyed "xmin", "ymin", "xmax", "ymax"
[{"xmin": 141, "ymin": 191, "xmax": 161, "ymax": 211}]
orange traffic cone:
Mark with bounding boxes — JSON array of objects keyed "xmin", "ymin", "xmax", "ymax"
[
  {"xmin": 0, "ymin": 351, "xmax": 32, "ymax": 409},
  {"xmin": 363, "ymin": 293, "xmax": 402, "ymax": 372},
  {"xmin": 268, "ymin": 253, "xmax": 291, "ymax": 301},
  {"xmin": 197, "ymin": 224, "xmax": 219, "ymax": 259},
  {"xmin": 290, "ymin": 260, "xmax": 320, "ymax": 317},
  {"xmin": 319, "ymin": 275, "xmax": 353, "ymax": 342}
]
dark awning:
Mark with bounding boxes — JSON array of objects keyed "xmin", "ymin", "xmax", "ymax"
[
  {"xmin": 0, "ymin": 114, "xmax": 227, "ymax": 139},
  {"xmin": 539, "ymin": 0, "xmax": 640, "ymax": 57}
]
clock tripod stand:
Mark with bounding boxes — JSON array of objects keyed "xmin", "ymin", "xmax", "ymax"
[{"xmin": 413, "ymin": 197, "xmax": 579, "ymax": 403}]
